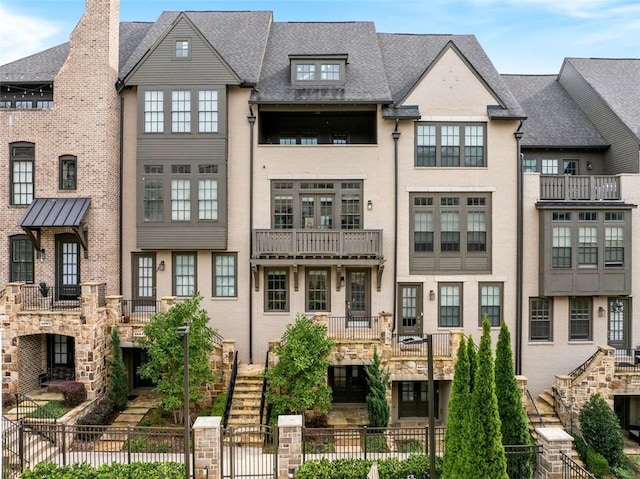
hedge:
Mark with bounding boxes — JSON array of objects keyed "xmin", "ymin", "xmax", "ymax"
[
  {"xmin": 296, "ymin": 455, "xmax": 442, "ymax": 479},
  {"xmin": 20, "ymin": 461, "xmax": 184, "ymax": 479}
]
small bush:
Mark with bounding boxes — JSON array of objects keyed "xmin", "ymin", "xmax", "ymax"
[
  {"xmin": 77, "ymin": 399, "xmax": 118, "ymax": 427},
  {"xmin": 400, "ymin": 438, "xmax": 424, "ymax": 453},
  {"xmin": 21, "ymin": 461, "xmax": 184, "ymax": 479},
  {"xmin": 211, "ymin": 392, "xmax": 227, "ymax": 416},
  {"xmin": 586, "ymin": 446, "xmax": 609, "ymax": 478},
  {"xmin": 296, "ymin": 455, "xmax": 442, "ymax": 479},
  {"xmin": 59, "ymin": 381, "xmax": 87, "ymax": 407},
  {"xmin": 364, "ymin": 433, "xmax": 388, "ymax": 453},
  {"xmin": 579, "ymin": 393, "xmax": 625, "ymax": 468},
  {"xmin": 305, "ymin": 411, "xmax": 329, "ymax": 428}
]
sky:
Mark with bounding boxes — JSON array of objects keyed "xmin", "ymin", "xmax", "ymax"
[{"xmin": 0, "ymin": 0, "xmax": 639, "ymax": 73}]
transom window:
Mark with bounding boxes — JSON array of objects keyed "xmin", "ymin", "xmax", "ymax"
[
  {"xmin": 265, "ymin": 268, "xmax": 288, "ymax": 312},
  {"xmin": 416, "ymin": 123, "xmax": 485, "ymax": 167},
  {"xmin": 173, "ymin": 252, "xmax": 196, "ymax": 297},
  {"xmin": 410, "ymin": 193, "xmax": 490, "ymax": 273},
  {"xmin": 479, "ymin": 283, "xmax": 502, "ymax": 327},
  {"xmin": 10, "ymin": 142, "xmax": 34, "ymax": 205},
  {"xmin": 569, "ymin": 297, "xmax": 591, "ymax": 341},
  {"xmin": 213, "ymin": 253, "xmax": 236, "ymax": 297},
  {"xmin": 272, "ymin": 181, "xmax": 362, "ymax": 230},
  {"xmin": 529, "ymin": 297, "xmax": 552, "ymax": 341},
  {"xmin": 439, "ymin": 283, "xmax": 462, "ymax": 327},
  {"xmin": 144, "ymin": 91, "xmax": 164, "ymax": 133}
]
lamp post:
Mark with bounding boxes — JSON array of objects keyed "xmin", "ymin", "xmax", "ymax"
[
  {"xmin": 402, "ymin": 334, "xmax": 435, "ymax": 479},
  {"xmin": 176, "ymin": 324, "xmax": 190, "ymax": 479}
]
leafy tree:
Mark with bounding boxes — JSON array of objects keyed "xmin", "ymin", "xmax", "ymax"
[
  {"xmin": 467, "ymin": 334, "xmax": 477, "ymax": 393},
  {"xmin": 470, "ymin": 318, "xmax": 508, "ymax": 478},
  {"xmin": 495, "ymin": 321, "xmax": 533, "ymax": 478},
  {"xmin": 442, "ymin": 336, "xmax": 474, "ymax": 478},
  {"xmin": 579, "ymin": 393, "xmax": 625, "ymax": 469},
  {"xmin": 139, "ymin": 294, "xmax": 216, "ymax": 423},
  {"xmin": 106, "ymin": 327, "xmax": 129, "ymax": 412},
  {"xmin": 365, "ymin": 346, "xmax": 390, "ymax": 427},
  {"xmin": 266, "ymin": 314, "xmax": 334, "ymax": 417}
]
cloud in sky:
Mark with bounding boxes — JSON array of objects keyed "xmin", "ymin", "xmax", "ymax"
[{"xmin": 0, "ymin": 3, "xmax": 64, "ymax": 65}]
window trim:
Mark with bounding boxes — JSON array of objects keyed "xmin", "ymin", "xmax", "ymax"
[
  {"xmin": 306, "ymin": 267, "xmax": 331, "ymax": 312},
  {"xmin": 212, "ymin": 252, "xmax": 237, "ymax": 298},
  {"xmin": 264, "ymin": 267, "xmax": 289, "ymax": 312},
  {"xmin": 174, "ymin": 39, "xmax": 190, "ymax": 59},
  {"xmin": 529, "ymin": 297, "xmax": 553, "ymax": 342},
  {"xmin": 479, "ymin": 282, "xmax": 503, "ymax": 327},
  {"xmin": 438, "ymin": 282, "xmax": 462, "ymax": 328},
  {"xmin": 59, "ymin": 155, "xmax": 77, "ymax": 190},
  {"xmin": 9, "ymin": 142, "xmax": 35, "ymax": 206},
  {"xmin": 415, "ymin": 122, "xmax": 486, "ymax": 167},
  {"xmin": 9, "ymin": 234, "xmax": 34, "ymax": 284},
  {"xmin": 289, "ymin": 55, "xmax": 347, "ymax": 86},
  {"xmin": 569, "ymin": 297, "xmax": 592, "ymax": 341},
  {"xmin": 172, "ymin": 252, "xmax": 197, "ymax": 297}
]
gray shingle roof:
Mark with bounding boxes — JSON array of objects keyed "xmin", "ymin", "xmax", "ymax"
[
  {"xmin": 251, "ymin": 22, "xmax": 392, "ymax": 103},
  {"xmin": 502, "ymin": 74, "xmax": 607, "ymax": 147},
  {"xmin": 377, "ymin": 33, "xmax": 525, "ymax": 118},
  {"xmin": 0, "ymin": 23, "xmax": 152, "ymax": 83},
  {"xmin": 121, "ymin": 11, "xmax": 272, "ymax": 83},
  {"xmin": 564, "ymin": 58, "xmax": 640, "ymax": 140}
]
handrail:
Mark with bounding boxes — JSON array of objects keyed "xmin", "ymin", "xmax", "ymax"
[
  {"xmin": 2, "ymin": 417, "xmax": 28, "ymax": 473},
  {"xmin": 525, "ymin": 389, "xmax": 544, "ymax": 429},
  {"xmin": 568, "ymin": 350, "xmax": 599, "ymax": 380},
  {"xmin": 259, "ymin": 350, "xmax": 269, "ymax": 425},
  {"xmin": 561, "ymin": 451, "xmax": 596, "ymax": 478},
  {"xmin": 222, "ymin": 351, "xmax": 239, "ymax": 428}
]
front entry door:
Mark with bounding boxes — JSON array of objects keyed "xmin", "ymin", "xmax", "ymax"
[
  {"xmin": 56, "ymin": 234, "xmax": 80, "ymax": 300},
  {"xmin": 346, "ymin": 269, "xmax": 369, "ymax": 321},
  {"xmin": 398, "ymin": 381, "xmax": 439, "ymax": 419},
  {"xmin": 608, "ymin": 297, "xmax": 630, "ymax": 349},
  {"xmin": 329, "ymin": 366, "xmax": 368, "ymax": 403},
  {"xmin": 133, "ymin": 253, "xmax": 156, "ymax": 305},
  {"xmin": 398, "ymin": 284, "xmax": 423, "ymax": 336}
]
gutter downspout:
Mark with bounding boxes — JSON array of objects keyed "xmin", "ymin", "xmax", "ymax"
[
  {"xmin": 515, "ymin": 124, "xmax": 524, "ymax": 374},
  {"xmin": 248, "ymin": 107, "xmax": 256, "ymax": 364},
  {"xmin": 392, "ymin": 121, "xmax": 401, "ymax": 331},
  {"xmin": 118, "ymin": 94, "xmax": 124, "ymax": 294}
]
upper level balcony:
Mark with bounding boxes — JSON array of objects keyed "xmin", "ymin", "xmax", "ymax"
[
  {"xmin": 539, "ymin": 175, "xmax": 620, "ymax": 201},
  {"xmin": 252, "ymin": 229, "xmax": 383, "ymax": 260}
]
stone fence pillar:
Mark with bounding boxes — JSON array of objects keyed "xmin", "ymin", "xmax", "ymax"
[
  {"xmin": 193, "ymin": 416, "xmax": 222, "ymax": 479},
  {"xmin": 536, "ymin": 427, "xmax": 574, "ymax": 479},
  {"xmin": 278, "ymin": 415, "xmax": 303, "ymax": 479}
]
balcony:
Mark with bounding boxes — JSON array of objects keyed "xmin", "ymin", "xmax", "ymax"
[
  {"xmin": 22, "ymin": 284, "xmax": 106, "ymax": 311},
  {"xmin": 539, "ymin": 175, "xmax": 620, "ymax": 201},
  {"xmin": 121, "ymin": 299, "xmax": 162, "ymax": 324},
  {"xmin": 252, "ymin": 229, "xmax": 383, "ymax": 259}
]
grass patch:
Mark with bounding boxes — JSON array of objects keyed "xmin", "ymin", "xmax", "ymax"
[{"xmin": 26, "ymin": 400, "xmax": 71, "ymax": 419}]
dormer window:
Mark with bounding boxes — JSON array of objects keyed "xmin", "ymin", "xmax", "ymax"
[
  {"xmin": 290, "ymin": 55, "xmax": 347, "ymax": 86},
  {"xmin": 175, "ymin": 40, "xmax": 190, "ymax": 58}
]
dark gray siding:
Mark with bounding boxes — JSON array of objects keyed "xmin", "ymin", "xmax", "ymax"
[
  {"xmin": 522, "ymin": 150, "xmax": 607, "ymax": 175},
  {"xmin": 137, "ymin": 225, "xmax": 227, "ymax": 250},
  {"xmin": 559, "ymin": 62, "xmax": 639, "ymax": 174}
]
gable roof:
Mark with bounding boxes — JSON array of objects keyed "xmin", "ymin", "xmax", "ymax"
[
  {"xmin": 502, "ymin": 74, "xmax": 607, "ymax": 148},
  {"xmin": 377, "ymin": 33, "xmax": 525, "ymax": 118},
  {"xmin": 0, "ymin": 22, "xmax": 152, "ymax": 83},
  {"xmin": 121, "ymin": 11, "xmax": 272, "ymax": 84},
  {"xmin": 251, "ymin": 22, "xmax": 392, "ymax": 104},
  {"xmin": 563, "ymin": 58, "xmax": 640, "ymax": 140}
]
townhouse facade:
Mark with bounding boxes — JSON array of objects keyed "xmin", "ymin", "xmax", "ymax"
[{"xmin": 2, "ymin": 0, "xmax": 640, "ymax": 426}]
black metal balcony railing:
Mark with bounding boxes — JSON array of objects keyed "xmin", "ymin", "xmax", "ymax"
[
  {"xmin": 23, "ymin": 284, "xmax": 82, "ymax": 311},
  {"xmin": 391, "ymin": 333, "xmax": 451, "ymax": 358},
  {"xmin": 121, "ymin": 300, "xmax": 161, "ymax": 323},
  {"xmin": 326, "ymin": 316, "xmax": 380, "ymax": 340},
  {"xmin": 539, "ymin": 175, "xmax": 620, "ymax": 201},
  {"xmin": 253, "ymin": 229, "xmax": 382, "ymax": 258},
  {"xmin": 613, "ymin": 348, "xmax": 640, "ymax": 373}
]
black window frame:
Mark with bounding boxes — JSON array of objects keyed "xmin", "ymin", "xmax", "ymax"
[
  {"xmin": 9, "ymin": 234, "xmax": 34, "ymax": 284},
  {"xmin": 9, "ymin": 142, "xmax": 35, "ymax": 206},
  {"xmin": 59, "ymin": 155, "xmax": 77, "ymax": 190}
]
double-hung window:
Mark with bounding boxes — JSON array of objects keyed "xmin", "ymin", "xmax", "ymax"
[
  {"xmin": 569, "ymin": 297, "xmax": 591, "ymax": 341},
  {"xmin": 143, "ymin": 165, "xmax": 164, "ymax": 222},
  {"xmin": 144, "ymin": 91, "xmax": 164, "ymax": 133},
  {"xmin": 439, "ymin": 283, "xmax": 462, "ymax": 327},
  {"xmin": 213, "ymin": 253, "xmax": 236, "ymax": 297},
  {"xmin": 529, "ymin": 297, "xmax": 552, "ymax": 341},
  {"xmin": 198, "ymin": 91, "xmax": 218, "ymax": 133},
  {"xmin": 171, "ymin": 165, "xmax": 191, "ymax": 221},
  {"xmin": 171, "ymin": 91, "xmax": 191, "ymax": 133},
  {"xmin": 173, "ymin": 252, "xmax": 196, "ymax": 296},
  {"xmin": 10, "ymin": 143, "xmax": 34, "ymax": 205},
  {"xmin": 265, "ymin": 268, "xmax": 288, "ymax": 312},
  {"xmin": 10, "ymin": 235, "xmax": 34, "ymax": 283},
  {"xmin": 605, "ymin": 212, "xmax": 624, "ymax": 267},
  {"xmin": 306, "ymin": 268, "xmax": 330, "ymax": 312},
  {"xmin": 479, "ymin": 283, "xmax": 502, "ymax": 327},
  {"xmin": 415, "ymin": 123, "xmax": 485, "ymax": 167}
]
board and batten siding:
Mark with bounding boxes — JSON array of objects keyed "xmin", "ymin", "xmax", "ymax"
[{"xmin": 559, "ymin": 62, "xmax": 639, "ymax": 174}]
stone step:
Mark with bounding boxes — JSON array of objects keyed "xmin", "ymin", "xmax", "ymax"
[{"xmin": 230, "ymin": 399, "xmax": 261, "ymax": 408}]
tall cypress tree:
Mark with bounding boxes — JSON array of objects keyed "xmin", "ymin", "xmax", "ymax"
[
  {"xmin": 470, "ymin": 318, "xmax": 508, "ymax": 478},
  {"xmin": 467, "ymin": 334, "xmax": 477, "ymax": 393},
  {"xmin": 365, "ymin": 346, "xmax": 390, "ymax": 427},
  {"xmin": 443, "ymin": 336, "xmax": 473, "ymax": 478},
  {"xmin": 495, "ymin": 321, "xmax": 533, "ymax": 478},
  {"xmin": 107, "ymin": 327, "xmax": 129, "ymax": 412}
]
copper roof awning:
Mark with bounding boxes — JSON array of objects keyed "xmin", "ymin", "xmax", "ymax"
[{"xmin": 18, "ymin": 198, "xmax": 91, "ymax": 257}]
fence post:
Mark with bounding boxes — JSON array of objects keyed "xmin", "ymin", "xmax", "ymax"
[
  {"xmin": 277, "ymin": 415, "xmax": 303, "ymax": 479},
  {"xmin": 62, "ymin": 423, "xmax": 66, "ymax": 466},
  {"xmin": 193, "ymin": 416, "xmax": 222, "ymax": 479},
  {"xmin": 127, "ymin": 425, "xmax": 131, "ymax": 465},
  {"xmin": 18, "ymin": 419, "xmax": 24, "ymax": 472},
  {"xmin": 536, "ymin": 427, "xmax": 574, "ymax": 479}
]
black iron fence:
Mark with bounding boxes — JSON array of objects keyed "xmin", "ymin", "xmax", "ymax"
[
  {"xmin": 561, "ymin": 451, "xmax": 596, "ymax": 478},
  {"xmin": 22, "ymin": 283, "xmax": 106, "ymax": 311},
  {"xmin": 391, "ymin": 333, "xmax": 451, "ymax": 357},
  {"xmin": 2, "ymin": 421, "xmax": 187, "ymax": 477},
  {"xmin": 504, "ymin": 444, "xmax": 542, "ymax": 478},
  {"xmin": 613, "ymin": 348, "xmax": 640, "ymax": 372},
  {"xmin": 326, "ymin": 316, "xmax": 381, "ymax": 340},
  {"xmin": 121, "ymin": 299, "xmax": 161, "ymax": 323},
  {"xmin": 303, "ymin": 426, "xmax": 446, "ymax": 461}
]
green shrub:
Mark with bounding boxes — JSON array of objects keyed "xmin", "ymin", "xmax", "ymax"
[
  {"xmin": 211, "ymin": 392, "xmax": 227, "ymax": 416},
  {"xmin": 59, "ymin": 381, "xmax": 87, "ymax": 407},
  {"xmin": 296, "ymin": 455, "xmax": 442, "ymax": 479},
  {"xmin": 26, "ymin": 400, "xmax": 69, "ymax": 419},
  {"xmin": 586, "ymin": 446, "xmax": 609, "ymax": 478},
  {"xmin": 128, "ymin": 436, "xmax": 173, "ymax": 453},
  {"xmin": 21, "ymin": 461, "xmax": 184, "ymax": 478},
  {"xmin": 579, "ymin": 393, "xmax": 625, "ymax": 468},
  {"xmin": 77, "ymin": 399, "xmax": 118, "ymax": 426},
  {"xmin": 400, "ymin": 438, "xmax": 424, "ymax": 453},
  {"xmin": 364, "ymin": 433, "xmax": 388, "ymax": 453}
]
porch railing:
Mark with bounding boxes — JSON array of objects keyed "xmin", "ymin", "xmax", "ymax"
[
  {"xmin": 613, "ymin": 348, "xmax": 640, "ymax": 373},
  {"xmin": 253, "ymin": 229, "xmax": 383, "ymax": 258},
  {"xmin": 23, "ymin": 284, "xmax": 82, "ymax": 311},
  {"xmin": 540, "ymin": 175, "xmax": 620, "ymax": 201},
  {"xmin": 326, "ymin": 316, "xmax": 380, "ymax": 340},
  {"xmin": 391, "ymin": 333, "xmax": 451, "ymax": 358},
  {"xmin": 121, "ymin": 300, "xmax": 161, "ymax": 323}
]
